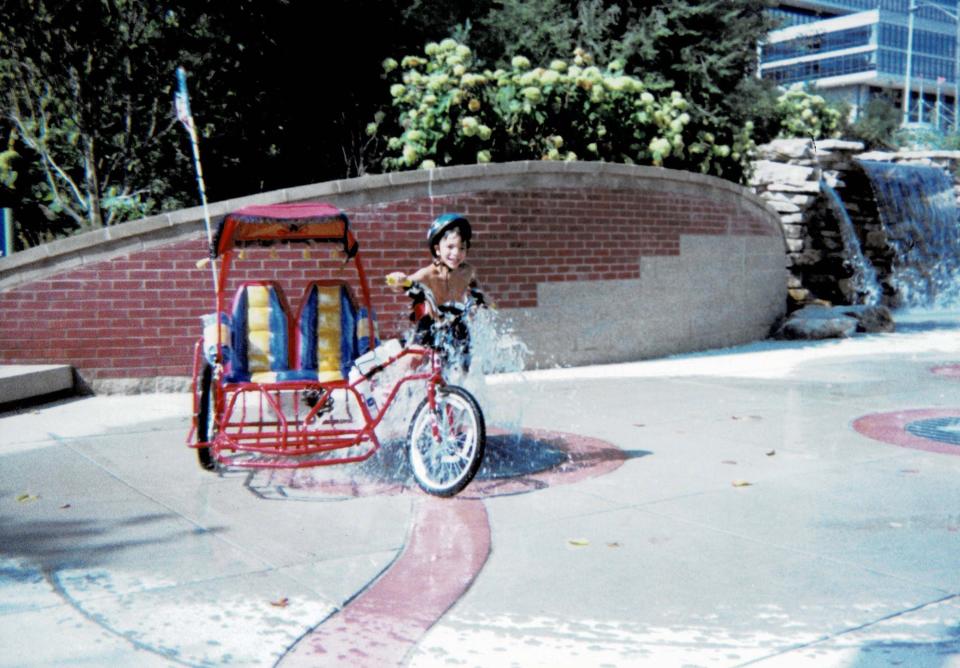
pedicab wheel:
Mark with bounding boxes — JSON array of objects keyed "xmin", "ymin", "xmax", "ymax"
[
  {"xmin": 407, "ymin": 385, "xmax": 485, "ymax": 497},
  {"xmin": 196, "ymin": 364, "xmax": 219, "ymax": 471}
]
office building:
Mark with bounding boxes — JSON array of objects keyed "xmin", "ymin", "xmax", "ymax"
[{"xmin": 760, "ymin": 0, "xmax": 960, "ymax": 127}]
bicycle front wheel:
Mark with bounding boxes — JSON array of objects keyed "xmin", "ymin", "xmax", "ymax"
[{"xmin": 407, "ymin": 385, "xmax": 485, "ymax": 496}]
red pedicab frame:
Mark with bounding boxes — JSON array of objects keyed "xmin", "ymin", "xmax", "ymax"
[{"xmin": 187, "ymin": 202, "xmax": 485, "ymax": 496}]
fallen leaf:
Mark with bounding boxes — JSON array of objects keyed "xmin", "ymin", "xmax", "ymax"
[
  {"xmin": 606, "ymin": 542, "xmax": 621, "ymax": 548},
  {"xmin": 568, "ymin": 538, "xmax": 590, "ymax": 547},
  {"xmin": 60, "ymin": 503, "xmax": 71, "ymax": 509},
  {"xmin": 270, "ymin": 597, "xmax": 290, "ymax": 608},
  {"xmin": 766, "ymin": 450, "xmax": 776, "ymax": 457},
  {"xmin": 16, "ymin": 493, "xmax": 38, "ymax": 503},
  {"xmin": 633, "ymin": 423, "xmax": 645, "ymax": 428},
  {"xmin": 731, "ymin": 480, "xmax": 752, "ymax": 488},
  {"xmin": 721, "ymin": 460, "xmax": 738, "ymax": 465}
]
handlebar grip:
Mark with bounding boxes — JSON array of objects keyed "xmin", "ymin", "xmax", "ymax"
[{"xmin": 386, "ymin": 274, "xmax": 412, "ymax": 288}]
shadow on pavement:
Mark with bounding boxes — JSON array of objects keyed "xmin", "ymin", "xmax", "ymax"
[
  {"xmin": 846, "ymin": 622, "xmax": 960, "ymax": 668},
  {"xmin": 244, "ymin": 430, "xmax": 651, "ymax": 502},
  {"xmin": 0, "ymin": 510, "xmax": 223, "ymax": 572}
]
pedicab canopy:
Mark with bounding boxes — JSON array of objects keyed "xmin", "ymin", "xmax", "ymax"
[{"xmin": 210, "ymin": 202, "xmax": 357, "ymax": 259}]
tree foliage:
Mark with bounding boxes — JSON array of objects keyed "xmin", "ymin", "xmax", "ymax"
[
  {"xmin": 469, "ymin": 0, "xmax": 774, "ymax": 180},
  {"xmin": 845, "ymin": 95, "xmax": 901, "ymax": 149},
  {"xmin": 0, "ymin": 0, "xmax": 793, "ymax": 249},
  {"xmin": 0, "ymin": 0, "xmax": 283, "ymax": 239}
]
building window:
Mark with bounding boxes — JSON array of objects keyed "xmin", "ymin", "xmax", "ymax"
[
  {"xmin": 763, "ymin": 25, "xmax": 873, "ymax": 63},
  {"xmin": 763, "ymin": 52, "xmax": 876, "ymax": 85}
]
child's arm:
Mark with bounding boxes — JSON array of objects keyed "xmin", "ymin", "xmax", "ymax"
[
  {"xmin": 386, "ymin": 265, "xmax": 432, "ymax": 290},
  {"xmin": 386, "ymin": 267, "xmax": 436, "ymax": 318}
]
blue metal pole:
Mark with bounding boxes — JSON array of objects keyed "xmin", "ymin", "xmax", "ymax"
[{"xmin": 1, "ymin": 208, "xmax": 11, "ymax": 257}]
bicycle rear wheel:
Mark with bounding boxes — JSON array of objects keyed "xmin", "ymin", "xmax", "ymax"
[{"xmin": 196, "ymin": 364, "xmax": 219, "ymax": 471}]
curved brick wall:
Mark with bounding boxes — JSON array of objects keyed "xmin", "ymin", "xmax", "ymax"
[{"xmin": 0, "ymin": 161, "xmax": 785, "ymax": 392}]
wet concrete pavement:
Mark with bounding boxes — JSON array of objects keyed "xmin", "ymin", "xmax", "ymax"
[{"xmin": 3, "ymin": 311, "xmax": 960, "ymax": 667}]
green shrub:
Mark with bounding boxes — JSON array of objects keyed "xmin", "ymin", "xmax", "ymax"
[
  {"xmin": 374, "ymin": 39, "xmax": 753, "ymax": 176},
  {"xmin": 776, "ymin": 84, "xmax": 843, "ymax": 140}
]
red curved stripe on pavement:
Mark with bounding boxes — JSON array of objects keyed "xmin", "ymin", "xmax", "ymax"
[
  {"xmin": 278, "ymin": 497, "xmax": 490, "ymax": 667},
  {"xmin": 275, "ymin": 429, "xmax": 627, "ymax": 666}
]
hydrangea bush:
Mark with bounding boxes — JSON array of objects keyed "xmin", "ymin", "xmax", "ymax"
[
  {"xmin": 776, "ymin": 84, "xmax": 842, "ymax": 140},
  {"xmin": 373, "ymin": 39, "xmax": 753, "ymax": 176}
]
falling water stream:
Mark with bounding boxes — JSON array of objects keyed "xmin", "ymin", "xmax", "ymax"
[
  {"xmin": 821, "ymin": 178, "xmax": 881, "ymax": 305},
  {"xmin": 858, "ymin": 160, "xmax": 960, "ymax": 307}
]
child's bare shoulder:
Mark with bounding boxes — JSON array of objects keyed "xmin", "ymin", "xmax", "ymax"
[{"xmin": 408, "ymin": 264, "xmax": 437, "ymax": 282}]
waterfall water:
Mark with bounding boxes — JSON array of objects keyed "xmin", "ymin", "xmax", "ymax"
[
  {"xmin": 820, "ymin": 179, "xmax": 881, "ymax": 306},
  {"xmin": 859, "ymin": 160, "xmax": 960, "ymax": 307}
]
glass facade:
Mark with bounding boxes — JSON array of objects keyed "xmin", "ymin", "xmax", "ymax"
[
  {"xmin": 761, "ymin": 1, "xmax": 960, "ymax": 125},
  {"xmin": 769, "ymin": 7, "xmax": 839, "ymax": 28},
  {"xmin": 877, "ymin": 22, "xmax": 957, "ymax": 80},
  {"xmin": 793, "ymin": 0, "xmax": 956, "ymax": 15},
  {"xmin": 762, "ymin": 1, "xmax": 959, "ymax": 85}
]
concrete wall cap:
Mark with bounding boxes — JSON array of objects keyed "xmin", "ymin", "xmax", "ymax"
[{"xmin": 1, "ymin": 161, "xmax": 781, "ymax": 289}]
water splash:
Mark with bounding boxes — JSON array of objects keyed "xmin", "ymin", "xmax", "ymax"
[
  {"xmin": 468, "ymin": 308, "xmax": 531, "ymax": 377},
  {"xmin": 460, "ymin": 307, "xmax": 531, "ymax": 437},
  {"xmin": 357, "ymin": 309, "xmax": 531, "ymax": 443},
  {"xmin": 314, "ymin": 309, "xmax": 533, "ymax": 487},
  {"xmin": 859, "ymin": 160, "xmax": 960, "ymax": 307},
  {"xmin": 820, "ymin": 179, "xmax": 881, "ymax": 305}
]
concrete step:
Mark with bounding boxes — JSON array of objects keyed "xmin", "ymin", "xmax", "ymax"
[{"xmin": 0, "ymin": 364, "xmax": 74, "ymax": 405}]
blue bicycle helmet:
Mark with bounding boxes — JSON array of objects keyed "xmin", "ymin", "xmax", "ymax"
[{"xmin": 427, "ymin": 213, "xmax": 472, "ymax": 257}]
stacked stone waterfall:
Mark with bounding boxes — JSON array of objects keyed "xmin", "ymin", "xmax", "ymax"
[
  {"xmin": 752, "ymin": 139, "xmax": 868, "ymax": 307},
  {"xmin": 750, "ymin": 139, "xmax": 960, "ymax": 338}
]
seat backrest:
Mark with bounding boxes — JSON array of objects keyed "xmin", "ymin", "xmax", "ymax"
[
  {"xmin": 229, "ymin": 282, "xmax": 292, "ymax": 382},
  {"xmin": 296, "ymin": 281, "xmax": 358, "ymax": 382},
  {"xmin": 356, "ymin": 305, "xmax": 380, "ymax": 357}
]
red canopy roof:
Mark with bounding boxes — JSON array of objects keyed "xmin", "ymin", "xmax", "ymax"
[
  {"xmin": 229, "ymin": 202, "xmax": 345, "ymax": 220},
  {"xmin": 211, "ymin": 202, "xmax": 355, "ymax": 258}
]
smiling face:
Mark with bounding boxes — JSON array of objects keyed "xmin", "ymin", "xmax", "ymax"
[{"xmin": 434, "ymin": 229, "xmax": 468, "ymax": 270}]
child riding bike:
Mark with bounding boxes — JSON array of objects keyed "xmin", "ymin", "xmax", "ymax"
[{"xmin": 386, "ymin": 213, "xmax": 487, "ymax": 374}]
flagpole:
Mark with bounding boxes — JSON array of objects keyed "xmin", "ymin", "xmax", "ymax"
[{"xmin": 175, "ymin": 66, "xmax": 218, "ymax": 295}]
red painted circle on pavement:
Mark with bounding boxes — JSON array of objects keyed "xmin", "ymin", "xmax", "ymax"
[{"xmin": 853, "ymin": 408, "xmax": 960, "ymax": 455}]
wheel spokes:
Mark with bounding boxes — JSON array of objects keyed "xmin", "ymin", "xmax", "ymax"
[
  {"xmin": 408, "ymin": 386, "xmax": 485, "ymax": 495},
  {"xmin": 416, "ymin": 397, "xmax": 475, "ymax": 483}
]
